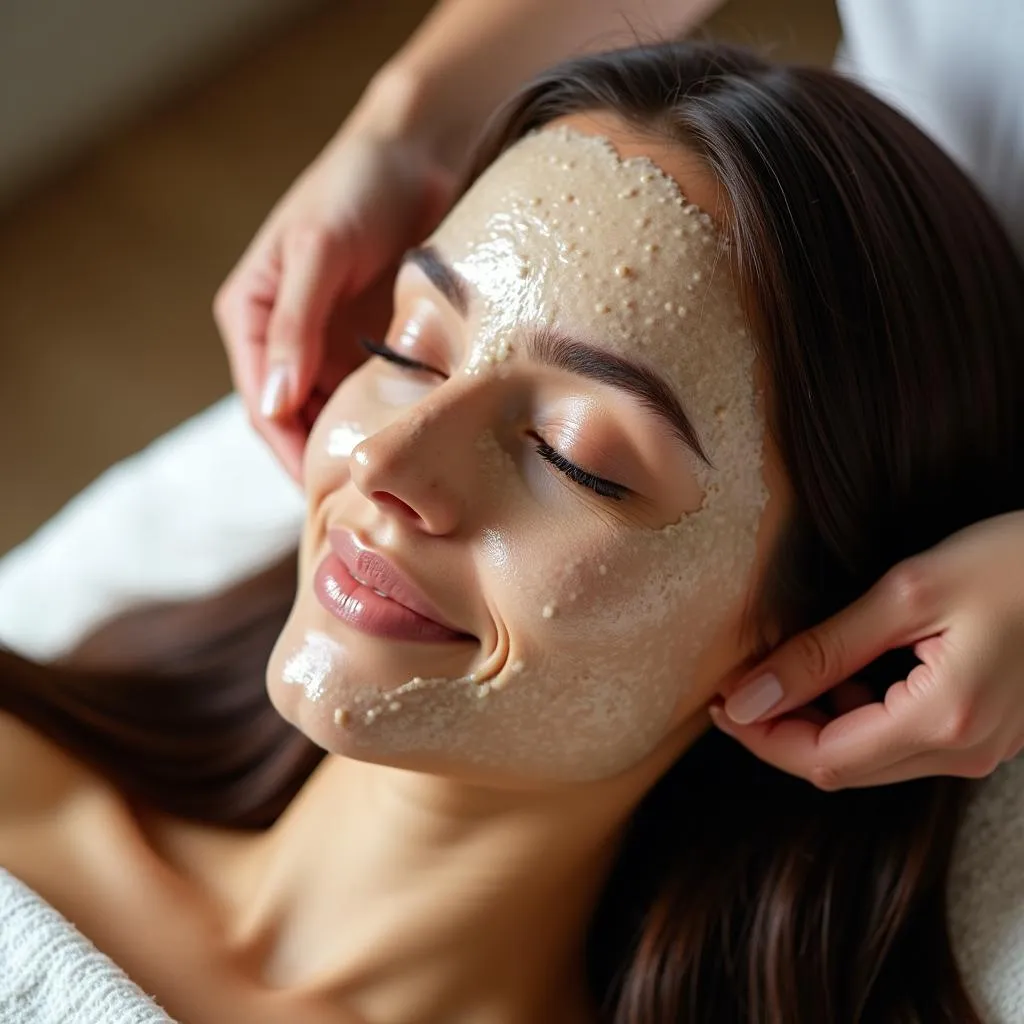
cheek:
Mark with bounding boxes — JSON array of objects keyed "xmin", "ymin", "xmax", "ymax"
[
  {"xmin": 310, "ymin": 360, "xmax": 435, "ymax": 442},
  {"xmin": 306, "ymin": 365, "xmax": 434, "ymax": 489},
  {"xmin": 307, "ymin": 370, "xmax": 374, "ymax": 460},
  {"xmin": 486, "ymin": 512, "xmax": 681, "ymax": 679},
  {"xmin": 487, "ymin": 487, "xmax": 763, "ymax": 727},
  {"xmin": 325, "ymin": 422, "xmax": 367, "ymax": 458},
  {"xmin": 481, "ymin": 534, "xmax": 698, "ymax": 778},
  {"xmin": 373, "ymin": 374, "xmax": 436, "ymax": 409}
]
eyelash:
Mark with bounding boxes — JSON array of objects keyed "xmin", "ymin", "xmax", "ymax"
[
  {"xmin": 361, "ymin": 337, "xmax": 629, "ymax": 502},
  {"xmin": 361, "ymin": 337, "xmax": 440, "ymax": 376},
  {"xmin": 529, "ymin": 435, "xmax": 627, "ymax": 501}
]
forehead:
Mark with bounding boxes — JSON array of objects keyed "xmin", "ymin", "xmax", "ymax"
[{"xmin": 427, "ymin": 121, "xmax": 752, "ymax": 439}]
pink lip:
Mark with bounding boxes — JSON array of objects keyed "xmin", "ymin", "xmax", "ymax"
[{"xmin": 313, "ymin": 529, "xmax": 472, "ymax": 644}]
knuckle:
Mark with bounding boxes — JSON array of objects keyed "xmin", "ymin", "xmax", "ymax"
[
  {"xmin": 793, "ymin": 628, "xmax": 843, "ymax": 687},
  {"xmin": 903, "ymin": 662, "xmax": 937, "ymax": 702},
  {"xmin": 935, "ymin": 701, "xmax": 977, "ymax": 748},
  {"xmin": 809, "ymin": 762, "xmax": 845, "ymax": 792},
  {"xmin": 287, "ymin": 224, "xmax": 332, "ymax": 260},
  {"xmin": 960, "ymin": 750, "xmax": 1001, "ymax": 779},
  {"xmin": 883, "ymin": 559, "xmax": 935, "ymax": 623}
]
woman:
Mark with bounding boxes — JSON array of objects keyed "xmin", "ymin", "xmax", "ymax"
[
  {"xmin": 3, "ymin": 42, "xmax": 1024, "ymax": 1023},
  {"xmin": 217, "ymin": 0, "xmax": 1024, "ymax": 792}
]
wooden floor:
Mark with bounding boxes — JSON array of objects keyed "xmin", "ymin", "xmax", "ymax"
[{"xmin": 0, "ymin": 0, "xmax": 838, "ymax": 556}]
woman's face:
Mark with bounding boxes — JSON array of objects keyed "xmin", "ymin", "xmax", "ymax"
[{"xmin": 267, "ymin": 113, "xmax": 779, "ymax": 785}]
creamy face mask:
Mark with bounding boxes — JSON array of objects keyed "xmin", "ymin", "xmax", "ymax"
[{"xmin": 269, "ymin": 123, "xmax": 769, "ymax": 784}]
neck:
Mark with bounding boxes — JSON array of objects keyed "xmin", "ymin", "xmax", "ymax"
[{"xmin": 222, "ymin": 755, "xmax": 656, "ymax": 1024}]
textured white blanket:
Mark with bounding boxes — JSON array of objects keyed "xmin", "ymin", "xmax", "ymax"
[
  {"xmin": 0, "ymin": 395, "xmax": 1020, "ymax": 1021},
  {"xmin": 0, "ymin": 869, "xmax": 174, "ymax": 1024},
  {"xmin": 949, "ymin": 754, "xmax": 1024, "ymax": 1021}
]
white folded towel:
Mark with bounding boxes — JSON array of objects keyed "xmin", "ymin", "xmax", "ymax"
[
  {"xmin": 0, "ymin": 394, "xmax": 304, "ymax": 662},
  {"xmin": 0, "ymin": 868, "xmax": 174, "ymax": 1024}
]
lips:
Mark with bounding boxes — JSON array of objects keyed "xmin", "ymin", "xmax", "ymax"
[{"xmin": 313, "ymin": 529, "xmax": 472, "ymax": 644}]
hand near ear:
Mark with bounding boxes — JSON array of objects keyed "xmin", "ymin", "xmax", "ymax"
[{"xmin": 711, "ymin": 511, "xmax": 1024, "ymax": 789}]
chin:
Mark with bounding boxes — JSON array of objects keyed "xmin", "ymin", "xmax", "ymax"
[
  {"xmin": 264, "ymin": 660, "xmax": 464, "ymax": 777},
  {"xmin": 264, "ymin": 598, "xmax": 475, "ymax": 760}
]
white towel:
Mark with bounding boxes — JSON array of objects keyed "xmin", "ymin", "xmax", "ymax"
[
  {"xmin": 0, "ymin": 868, "xmax": 174, "ymax": 1024},
  {"xmin": 0, "ymin": 394, "xmax": 304, "ymax": 662}
]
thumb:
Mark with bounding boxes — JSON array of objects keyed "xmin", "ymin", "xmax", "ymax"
[
  {"xmin": 722, "ymin": 561, "xmax": 942, "ymax": 725},
  {"xmin": 261, "ymin": 227, "xmax": 347, "ymax": 420}
]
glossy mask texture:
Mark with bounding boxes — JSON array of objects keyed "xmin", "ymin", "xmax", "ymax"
[{"xmin": 273, "ymin": 127, "xmax": 768, "ymax": 782}]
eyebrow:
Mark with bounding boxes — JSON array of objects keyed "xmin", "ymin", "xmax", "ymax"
[
  {"xmin": 527, "ymin": 326, "xmax": 709, "ymax": 462},
  {"xmin": 403, "ymin": 245, "xmax": 469, "ymax": 316},
  {"xmin": 401, "ymin": 246, "xmax": 708, "ymax": 461}
]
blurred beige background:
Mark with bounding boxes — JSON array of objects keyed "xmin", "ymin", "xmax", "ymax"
[{"xmin": 0, "ymin": 0, "xmax": 838, "ymax": 556}]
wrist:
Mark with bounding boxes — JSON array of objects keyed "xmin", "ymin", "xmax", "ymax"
[{"xmin": 350, "ymin": 59, "xmax": 495, "ymax": 180}]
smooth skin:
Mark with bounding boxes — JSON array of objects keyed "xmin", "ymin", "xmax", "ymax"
[{"xmin": 215, "ymin": 0, "xmax": 1024, "ymax": 789}]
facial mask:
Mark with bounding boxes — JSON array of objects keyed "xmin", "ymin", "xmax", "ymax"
[{"xmin": 278, "ymin": 126, "xmax": 768, "ymax": 783}]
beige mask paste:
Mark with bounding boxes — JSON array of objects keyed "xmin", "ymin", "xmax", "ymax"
[{"xmin": 320, "ymin": 126, "xmax": 767, "ymax": 782}]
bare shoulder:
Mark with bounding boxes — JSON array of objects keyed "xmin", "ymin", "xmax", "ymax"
[{"xmin": 0, "ymin": 707, "xmax": 104, "ymax": 823}]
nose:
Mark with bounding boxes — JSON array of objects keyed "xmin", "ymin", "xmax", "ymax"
[{"xmin": 349, "ymin": 394, "xmax": 474, "ymax": 536}]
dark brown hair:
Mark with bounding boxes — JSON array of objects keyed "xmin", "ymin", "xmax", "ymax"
[{"xmin": 3, "ymin": 41, "xmax": 1024, "ymax": 1023}]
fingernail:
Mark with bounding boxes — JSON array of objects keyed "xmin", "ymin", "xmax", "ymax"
[
  {"xmin": 260, "ymin": 365, "xmax": 290, "ymax": 419},
  {"xmin": 725, "ymin": 673, "xmax": 783, "ymax": 725}
]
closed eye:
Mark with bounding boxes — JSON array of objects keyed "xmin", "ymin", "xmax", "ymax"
[
  {"xmin": 361, "ymin": 337, "xmax": 445, "ymax": 378},
  {"xmin": 530, "ymin": 434, "xmax": 628, "ymax": 501},
  {"xmin": 363, "ymin": 337, "xmax": 629, "ymax": 503}
]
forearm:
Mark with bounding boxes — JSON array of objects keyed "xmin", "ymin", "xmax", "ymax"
[{"xmin": 352, "ymin": 0, "xmax": 727, "ymax": 175}]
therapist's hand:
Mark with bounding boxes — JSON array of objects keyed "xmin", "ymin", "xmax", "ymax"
[
  {"xmin": 710, "ymin": 511, "xmax": 1024, "ymax": 788},
  {"xmin": 214, "ymin": 121, "xmax": 457, "ymax": 481}
]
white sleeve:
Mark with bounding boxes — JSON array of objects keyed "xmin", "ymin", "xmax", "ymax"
[{"xmin": 836, "ymin": 0, "xmax": 1024, "ymax": 260}]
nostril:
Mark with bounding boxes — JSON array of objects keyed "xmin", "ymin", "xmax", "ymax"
[{"xmin": 371, "ymin": 490, "xmax": 420, "ymax": 520}]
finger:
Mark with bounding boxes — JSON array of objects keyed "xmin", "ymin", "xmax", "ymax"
[
  {"xmin": 722, "ymin": 558, "xmax": 944, "ymax": 724},
  {"xmin": 214, "ymin": 268, "xmax": 276, "ymax": 413},
  {"xmin": 837, "ymin": 746, "xmax": 1003, "ymax": 788},
  {"xmin": 215, "ymin": 272, "xmax": 310, "ymax": 483},
  {"xmin": 710, "ymin": 698, "xmax": 924, "ymax": 790},
  {"xmin": 300, "ymin": 386, "xmax": 331, "ymax": 434},
  {"xmin": 262, "ymin": 228, "xmax": 346, "ymax": 421},
  {"xmin": 256, "ymin": 414, "xmax": 307, "ymax": 483},
  {"xmin": 709, "ymin": 704, "xmax": 832, "ymax": 782}
]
